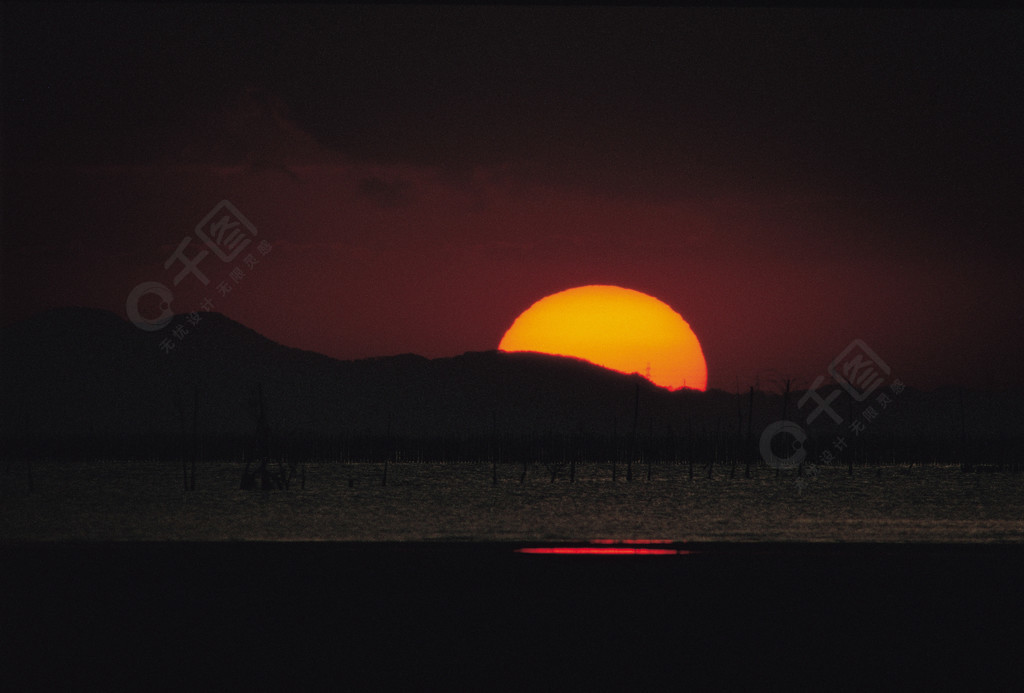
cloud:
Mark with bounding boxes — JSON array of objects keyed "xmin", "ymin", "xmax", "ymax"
[
  {"xmin": 172, "ymin": 87, "xmax": 334, "ymax": 169},
  {"xmin": 357, "ymin": 177, "xmax": 413, "ymax": 208}
]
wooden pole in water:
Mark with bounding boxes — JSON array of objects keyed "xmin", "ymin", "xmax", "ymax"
[
  {"xmin": 241, "ymin": 445, "xmax": 251, "ymax": 490},
  {"xmin": 383, "ymin": 413, "xmax": 391, "ymax": 487},
  {"xmin": 687, "ymin": 419, "xmax": 694, "ymax": 480},
  {"xmin": 254, "ymin": 383, "xmax": 271, "ymax": 489},
  {"xmin": 492, "ymin": 411, "xmax": 498, "ymax": 486},
  {"xmin": 708, "ymin": 426, "xmax": 716, "ymax": 479},
  {"xmin": 569, "ymin": 424, "xmax": 578, "ymax": 483},
  {"xmin": 746, "ymin": 386, "xmax": 754, "ymax": 479},
  {"xmin": 732, "ymin": 386, "xmax": 741, "ymax": 479},
  {"xmin": 647, "ymin": 415, "xmax": 653, "ymax": 481},
  {"xmin": 278, "ymin": 456, "xmax": 287, "ymax": 490},
  {"xmin": 611, "ymin": 417, "xmax": 618, "ymax": 483},
  {"xmin": 848, "ymin": 395, "xmax": 855, "ymax": 476},
  {"xmin": 521, "ymin": 433, "xmax": 530, "ymax": 484},
  {"xmin": 560, "ymin": 432, "xmax": 567, "ymax": 483},
  {"xmin": 628, "ymin": 383, "xmax": 639, "ymax": 482},
  {"xmin": 23, "ymin": 411, "xmax": 34, "ymax": 494},
  {"xmin": 174, "ymin": 388, "xmax": 188, "ymax": 492},
  {"xmin": 778, "ymin": 379, "xmax": 791, "ymax": 479},
  {"xmin": 190, "ymin": 385, "xmax": 198, "ymax": 491},
  {"xmin": 959, "ymin": 388, "xmax": 969, "ymax": 473}
]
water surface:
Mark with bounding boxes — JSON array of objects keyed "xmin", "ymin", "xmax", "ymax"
[{"xmin": 4, "ymin": 460, "xmax": 1022, "ymax": 542}]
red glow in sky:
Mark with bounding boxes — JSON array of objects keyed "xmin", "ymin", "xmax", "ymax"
[{"xmin": 3, "ymin": 6, "xmax": 1023, "ymax": 391}]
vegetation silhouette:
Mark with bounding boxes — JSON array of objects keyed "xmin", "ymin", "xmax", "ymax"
[{"xmin": 1, "ymin": 307, "xmax": 1022, "ymax": 488}]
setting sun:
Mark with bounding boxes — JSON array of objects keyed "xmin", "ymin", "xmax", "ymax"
[{"xmin": 499, "ymin": 285, "xmax": 707, "ymax": 391}]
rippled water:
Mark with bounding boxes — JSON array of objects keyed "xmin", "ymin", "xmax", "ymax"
[{"xmin": 3, "ymin": 460, "xmax": 1023, "ymax": 542}]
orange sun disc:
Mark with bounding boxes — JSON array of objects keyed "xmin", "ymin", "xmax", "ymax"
[{"xmin": 498, "ymin": 285, "xmax": 707, "ymax": 391}]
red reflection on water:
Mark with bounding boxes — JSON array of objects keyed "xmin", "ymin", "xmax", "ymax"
[{"xmin": 516, "ymin": 547, "xmax": 690, "ymax": 556}]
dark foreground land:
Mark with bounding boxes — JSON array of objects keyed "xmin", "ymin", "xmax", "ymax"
[{"xmin": 2, "ymin": 542, "xmax": 1023, "ymax": 690}]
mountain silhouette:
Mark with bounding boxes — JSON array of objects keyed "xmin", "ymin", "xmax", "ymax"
[
  {"xmin": 2, "ymin": 307, "xmax": 1022, "ymax": 464},
  {"xmin": 0, "ymin": 307, "xmax": 703, "ymax": 439}
]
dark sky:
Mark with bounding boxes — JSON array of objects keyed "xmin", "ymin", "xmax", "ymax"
[{"xmin": 3, "ymin": 4, "xmax": 1023, "ymax": 391}]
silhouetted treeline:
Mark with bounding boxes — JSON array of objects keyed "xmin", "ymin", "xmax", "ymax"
[{"xmin": 4, "ymin": 308, "xmax": 1024, "ymax": 478}]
